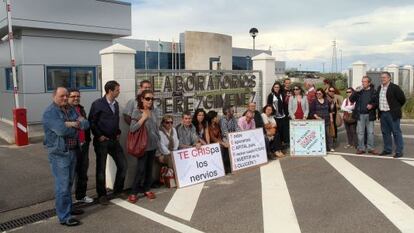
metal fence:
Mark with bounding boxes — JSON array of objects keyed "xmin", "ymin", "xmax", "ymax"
[{"xmin": 135, "ymin": 69, "xmax": 262, "ymax": 123}]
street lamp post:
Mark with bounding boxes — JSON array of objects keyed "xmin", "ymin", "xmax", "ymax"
[{"xmin": 249, "ymin": 28, "xmax": 258, "ymax": 57}]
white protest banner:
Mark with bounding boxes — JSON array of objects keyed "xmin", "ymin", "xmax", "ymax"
[
  {"xmin": 228, "ymin": 128, "xmax": 268, "ymax": 172},
  {"xmin": 172, "ymin": 143, "xmax": 225, "ymax": 188},
  {"xmin": 290, "ymin": 120, "xmax": 326, "ymax": 156}
]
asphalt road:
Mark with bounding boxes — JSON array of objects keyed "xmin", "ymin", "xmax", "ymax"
[{"xmin": 1, "ymin": 123, "xmax": 414, "ymax": 233}]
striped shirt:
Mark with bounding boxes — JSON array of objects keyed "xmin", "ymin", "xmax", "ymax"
[{"xmin": 379, "ymin": 84, "xmax": 390, "ymax": 111}]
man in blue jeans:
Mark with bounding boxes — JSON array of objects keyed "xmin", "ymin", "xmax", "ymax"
[
  {"xmin": 349, "ymin": 76, "xmax": 379, "ymax": 155},
  {"xmin": 377, "ymin": 71, "xmax": 406, "ymax": 158},
  {"xmin": 42, "ymin": 87, "xmax": 89, "ymax": 226}
]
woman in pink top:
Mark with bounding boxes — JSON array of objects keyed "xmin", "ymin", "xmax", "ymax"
[{"xmin": 341, "ymin": 87, "xmax": 357, "ymax": 148}]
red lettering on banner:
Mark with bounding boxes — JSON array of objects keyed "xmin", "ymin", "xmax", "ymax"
[
  {"xmin": 7, "ymin": 4, "xmax": 11, "ymax": 12},
  {"xmin": 178, "ymin": 151, "xmax": 189, "ymax": 160}
]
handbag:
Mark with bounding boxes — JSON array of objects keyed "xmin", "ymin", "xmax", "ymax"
[
  {"xmin": 335, "ymin": 113, "xmax": 343, "ymax": 127},
  {"xmin": 343, "ymin": 111, "xmax": 356, "ymax": 124},
  {"xmin": 127, "ymin": 124, "xmax": 147, "ymax": 158}
]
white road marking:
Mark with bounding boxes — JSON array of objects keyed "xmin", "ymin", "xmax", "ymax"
[
  {"xmin": 164, "ymin": 183, "xmax": 204, "ymax": 221},
  {"xmin": 329, "ymin": 151, "xmax": 414, "ymax": 161},
  {"xmin": 111, "ymin": 199, "xmax": 204, "ymax": 233},
  {"xmin": 260, "ymin": 160, "xmax": 301, "ymax": 233},
  {"xmin": 402, "ymin": 160, "xmax": 414, "ymax": 167},
  {"xmin": 325, "ymin": 155, "xmax": 414, "ymax": 232}
]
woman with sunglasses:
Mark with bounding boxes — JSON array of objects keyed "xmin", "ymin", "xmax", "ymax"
[
  {"xmin": 128, "ymin": 90, "xmax": 160, "ymax": 203},
  {"xmin": 192, "ymin": 109, "xmax": 209, "ymax": 144},
  {"xmin": 341, "ymin": 87, "xmax": 357, "ymax": 149},
  {"xmin": 158, "ymin": 115, "xmax": 179, "ymax": 169},
  {"xmin": 288, "ymin": 85, "xmax": 309, "ymax": 120},
  {"xmin": 310, "ymin": 88, "xmax": 334, "ymax": 152},
  {"xmin": 327, "ymin": 86, "xmax": 342, "ymax": 147}
]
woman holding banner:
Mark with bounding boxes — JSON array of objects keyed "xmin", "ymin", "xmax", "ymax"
[
  {"xmin": 207, "ymin": 111, "xmax": 231, "ymax": 173},
  {"xmin": 310, "ymin": 88, "xmax": 334, "ymax": 152},
  {"xmin": 128, "ymin": 90, "xmax": 160, "ymax": 203},
  {"xmin": 288, "ymin": 85, "xmax": 309, "ymax": 120},
  {"xmin": 261, "ymin": 105, "xmax": 284, "ymax": 158}
]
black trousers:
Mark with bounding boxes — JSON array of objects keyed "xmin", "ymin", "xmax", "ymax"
[
  {"xmin": 75, "ymin": 142, "xmax": 90, "ymax": 200},
  {"xmin": 275, "ymin": 116, "xmax": 290, "ymax": 145},
  {"xmin": 131, "ymin": 149, "xmax": 156, "ymax": 194},
  {"xmin": 221, "ymin": 147, "xmax": 231, "ymax": 174},
  {"xmin": 265, "ymin": 133, "xmax": 283, "ymax": 158},
  {"xmin": 94, "ymin": 139, "xmax": 127, "ymax": 197}
]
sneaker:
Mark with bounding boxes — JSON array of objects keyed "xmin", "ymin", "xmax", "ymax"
[
  {"xmin": 330, "ymin": 149, "xmax": 335, "ymax": 152},
  {"xmin": 76, "ymin": 196, "xmax": 94, "ymax": 204},
  {"xmin": 344, "ymin": 144, "xmax": 351, "ymax": 149}
]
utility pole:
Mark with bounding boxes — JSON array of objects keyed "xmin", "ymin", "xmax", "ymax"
[{"xmin": 331, "ymin": 40, "xmax": 338, "ymax": 73}]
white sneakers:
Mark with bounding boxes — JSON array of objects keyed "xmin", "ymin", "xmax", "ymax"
[{"xmin": 76, "ymin": 196, "xmax": 94, "ymax": 203}]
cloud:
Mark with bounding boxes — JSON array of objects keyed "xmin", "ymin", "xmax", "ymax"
[{"xmin": 128, "ymin": 1, "xmax": 414, "ymax": 71}]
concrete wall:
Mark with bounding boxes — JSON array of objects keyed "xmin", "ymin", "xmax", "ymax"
[
  {"xmin": 0, "ymin": 0, "xmax": 131, "ymax": 36},
  {"xmin": 184, "ymin": 31, "xmax": 232, "ymax": 70}
]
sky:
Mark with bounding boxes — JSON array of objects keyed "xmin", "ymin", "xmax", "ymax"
[{"xmin": 129, "ymin": 0, "xmax": 414, "ymax": 71}]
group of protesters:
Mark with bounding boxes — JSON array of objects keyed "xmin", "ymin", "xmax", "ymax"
[{"xmin": 42, "ymin": 71, "xmax": 405, "ymax": 227}]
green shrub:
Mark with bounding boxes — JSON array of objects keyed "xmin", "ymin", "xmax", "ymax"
[{"xmin": 403, "ymin": 95, "xmax": 414, "ymax": 119}]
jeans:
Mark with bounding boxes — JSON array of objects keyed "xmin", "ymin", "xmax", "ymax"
[
  {"xmin": 75, "ymin": 142, "xmax": 89, "ymax": 200},
  {"xmin": 131, "ymin": 150, "xmax": 156, "ymax": 194},
  {"xmin": 357, "ymin": 114, "xmax": 375, "ymax": 151},
  {"xmin": 48, "ymin": 151, "xmax": 77, "ymax": 223},
  {"xmin": 344, "ymin": 122, "xmax": 357, "ymax": 147},
  {"xmin": 94, "ymin": 139, "xmax": 127, "ymax": 197},
  {"xmin": 380, "ymin": 112, "xmax": 404, "ymax": 154}
]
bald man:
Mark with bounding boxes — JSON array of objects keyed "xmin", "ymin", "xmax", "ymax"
[{"xmin": 42, "ymin": 87, "xmax": 89, "ymax": 227}]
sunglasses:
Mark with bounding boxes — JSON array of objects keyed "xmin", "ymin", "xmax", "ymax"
[
  {"xmin": 144, "ymin": 97, "xmax": 154, "ymax": 101},
  {"xmin": 294, "ymin": 88, "xmax": 300, "ymax": 90},
  {"xmin": 346, "ymin": 91, "xmax": 352, "ymax": 94},
  {"xmin": 329, "ymin": 90, "xmax": 335, "ymax": 92},
  {"xmin": 316, "ymin": 93, "xmax": 323, "ymax": 95},
  {"xmin": 164, "ymin": 121, "xmax": 173, "ymax": 124}
]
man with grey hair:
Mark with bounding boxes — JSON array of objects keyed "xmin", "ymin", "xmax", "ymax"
[
  {"xmin": 42, "ymin": 87, "xmax": 89, "ymax": 226},
  {"xmin": 349, "ymin": 76, "xmax": 378, "ymax": 155},
  {"xmin": 377, "ymin": 71, "xmax": 406, "ymax": 158}
]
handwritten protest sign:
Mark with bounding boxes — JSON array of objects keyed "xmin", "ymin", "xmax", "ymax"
[
  {"xmin": 172, "ymin": 143, "xmax": 225, "ymax": 188},
  {"xmin": 228, "ymin": 128, "xmax": 268, "ymax": 172},
  {"xmin": 290, "ymin": 120, "xmax": 326, "ymax": 156}
]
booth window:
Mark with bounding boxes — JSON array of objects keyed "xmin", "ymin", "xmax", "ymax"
[
  {"xmin": 46, "ymin": 66, "xmax": 96, "ymax": 91},
  {"xmin": 5, "ymin": 68, "xmax": 18, "ymax": 91}
]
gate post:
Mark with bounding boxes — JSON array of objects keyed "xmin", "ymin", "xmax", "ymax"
[
  {"xmin": 252, "ymin": 53, "xmax": 276, "ymax": 107},
  {"xmin": 99, "ymin": 43, "xmax": 136, "ymax": 189}
]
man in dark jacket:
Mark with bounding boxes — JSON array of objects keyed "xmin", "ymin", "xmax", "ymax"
[
  {"xmin": 349, "ymin": 76, "xmax": 378, "ymax": 155},
  {"xmin": 377, "ymin": 71, "xmax": 406, "ymax": 158},
  {"xmin": 89, "ymin": 80, "xmax": 127, "ymax": 205},
  {"xmin": 68, "ymin": 88, "xmax": 93, "ymax": 204}
]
